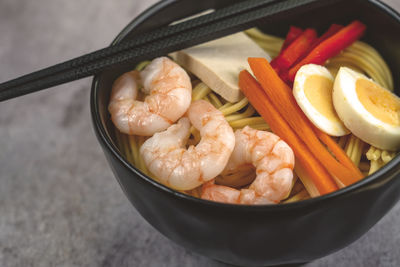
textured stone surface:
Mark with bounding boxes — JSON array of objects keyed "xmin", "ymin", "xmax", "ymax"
[{"xmin": 0, "ymin": 0, "xmax": 399, "ymax": 266}]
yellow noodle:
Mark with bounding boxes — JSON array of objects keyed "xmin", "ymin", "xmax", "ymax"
[
  {"xmin": 246, "ymin": 34, "xmax": 282, "ymax": 45},
  {"xmin": 245, "ymin": 28, "xmax": 284, "ymax": 43},
  {"xmin": 135, "ymin": 60, "xmax": 151, "ymax": 71},
  {"xmin": 373, "ymin": 148, "xmax": 382, "ymax": 161},
  {"xmin": 283, "ymin": 189, "xmax": 310, "ymax": 204},
  {"xmin": 245, "ymin": 29, "xmax": 284, "ymax": 58},
  {"xmin": 220, "ymin": 97, "xmax": 249, "ymax": 116},
  {"xmin": 135, "ymin": 139, "xmax": 145, "ymax": 171},
  {"xmin": 191, "ymin": 79, "xmax": 202, "ymax": 88},
  {"xmin": 350, "ymin": 137, "xmax": 365, "ymax": 167},
  {"xmin": 345, "ymin": 134, "xmax": 356, "ymax": 158},
  {"xmin": 258, "ymin": 42, "xmax": 282, "ymax": 49},
  {"xmin": 136, "ymin": 136, "xmax": 150, "ymax": 175},
  {"xmin": 381, "ymin": 150, "xmax": 396, "ymax": 163},
  {"xmin": 258, "ymin": 41, "xmax": 285, "ymax": 51},
  {"xmin": 366, "ymin": 146, "xmax": 386, "ymax": 175},
  {"xmin": 326, "ymin": 62, "xmax": 365, "ymax": 77},
  {"xmin": 248, "ymin": 124, "xmax": 271, "ymax": 131},
  {"xmin": 345, "ymin": 45, "xmax": 388, "ymax": 77},
  {"xmin": 366, "ymin": 146, "xmax": 377, "ymax": 161},
  {"xmin": 219, "ymin": 102, "xmax": 233, "ymax": 110},
  {"xmin": 282, "ymin": 175, "xmax": 299, "ymax": 200},
  {"xmin": 125, "ymin": 135, "xmax": 135, "ymax": 164},
  {"xmin": 229, "ymin": 117, "xmax": 267, "ymax": 129},
  {"xmin": 369, "ymin": 158, "xmax": 385, "ymax": 175},
  {"xmin": 257, "ymin": 43, "xmax": 281, "ymax": 55},
  {"xmin": 250, "ymin": 39, "xmax": 281, "ymax": 58},
  {"xmin": 114, "ymin": 128, "xmax": 126, "ymax": 157},
  {"xmin": 209, "ymin": 92, "xmax": 223, "ymax": 108},
  {"xmin": 225, "ymin": 105, "xmax": 256, "ymax": 122},
  {"xmin": 294, "ymin": 162, "xmax": 320, "ymax": 198},
  {"xmin": 344, "ymin": 135, "xmax": 364, "ymax": 167},
  {"xmin": 365, "ymin": 146, "xmax": 396, "ymax": 174},
  {"xmin": 202, "ymin": 94, "xmax": 211, "ymax": 103},
  {"xmin": 128, "ymin": 135, "xmax": 139, "ymax": 165},
  {"xmin": 118, "ymin": 134, "xmax": 132, "ymax": 164},
  {"xmin": 192, "ymin": 82, "xmax": 211, "ymax": 101}
]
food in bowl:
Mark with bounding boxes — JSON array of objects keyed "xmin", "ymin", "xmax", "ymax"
[{"xmin": 108, "ymin": 20, "xmax": 398, "ymax": 204}]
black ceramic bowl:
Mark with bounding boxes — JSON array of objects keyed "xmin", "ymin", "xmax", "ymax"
[{"xmin": 90, "ymin": 0, "xmax": 400, "ymax": 266}]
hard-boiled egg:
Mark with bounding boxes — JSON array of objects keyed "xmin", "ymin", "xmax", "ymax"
[
  {"xmin": 333, "ymin": 67, "xmax": 400, "ymax": 150},
  {"xmin": 293, "ymin": 64, "xmax": 349, "ymax": 136}
]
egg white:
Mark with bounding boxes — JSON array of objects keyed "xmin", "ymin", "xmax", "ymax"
[
  {"xmin": 333, "ymin": 67, "xmax": 400, "ymax": 150},
  {"xmin": 293, "ymin": 64, "xmax": 349, "ymax": 136}
]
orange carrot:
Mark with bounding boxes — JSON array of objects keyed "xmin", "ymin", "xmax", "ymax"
[
  {"xmin": 248, "ymin": 57, "xmax": 363, "ymax": 186},
  {"xmin": 315, "ymin": 128, "xmax": 363, "ymax": 175},
  {"xmin": 239, "ymin": 70, "xmax": 338, "ymax": 195}
]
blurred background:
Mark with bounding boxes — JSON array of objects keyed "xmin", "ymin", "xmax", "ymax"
[{"xmin": 0, "ymin": 0, "xmax": 399, "ymax": 266}]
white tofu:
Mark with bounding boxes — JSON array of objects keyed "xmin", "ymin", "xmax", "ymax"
[{"xmin": 170, "ymin": 32, "xmax": 271, "ymax": 102}]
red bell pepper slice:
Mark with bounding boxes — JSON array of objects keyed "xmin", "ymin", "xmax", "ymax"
[
  {"xmin": 271, "ymin": 28, "xmax": 317, "ymax": 70},
  {"xmin": 271, "ymin": 26, "xmax": 303, "ymax": 74},
  {"xmin": 287, "ymin": 20, "xmax": 366, "ymax": 82},
  {"xmin": 281, "ymin": 26, "xmax": 303, "ymax": 51},
  {"xmin": 295, "ymin": 24, "xmax": 344, "ymax": 65},
  {"xmin": 313, "ymin": 24, "xmax": 344, "ymax": 48}
]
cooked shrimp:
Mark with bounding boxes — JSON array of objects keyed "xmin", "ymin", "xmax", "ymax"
[
  {"xmin": 108, "ymin": 57, "xmax": 192, "ymax": 136},
  {"xmin": 201, "ymin": 126, "xmax": 295, "ymax": 204},
  {"xmin": 140, "ymin": 100, "xmax": 235, "ymax": 190}
]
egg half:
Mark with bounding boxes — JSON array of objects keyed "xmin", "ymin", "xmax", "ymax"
[
  {"xmin": 333, "ymin": 67, "xmax": 400, "ymax": 150},
  {"xmin": 293, "ymin": 64, "xmax": 349, "ymax": 136}
]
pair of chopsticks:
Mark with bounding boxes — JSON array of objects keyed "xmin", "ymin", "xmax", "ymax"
[{"xmin": 0, "ymin": 0, "xmax": 323, "ymax": 102}]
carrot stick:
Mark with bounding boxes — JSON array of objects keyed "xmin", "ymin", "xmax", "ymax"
[
  {"xmin": 315, "ymin": 128, "xmax": 363, "ymax": 175},
  {"xmin": 294, "ymin": 160, "xmax": 321, "ymax": 198},
  {"xmin": 248, "ymin": 57, "xmax": 363, "ymax": 186},
  {"xmin": 239, "ymin": 70, "xmax": 338, "ymax": 195}
]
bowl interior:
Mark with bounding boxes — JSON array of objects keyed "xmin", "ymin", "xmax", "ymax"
[{"xmin": 92, "ymin": 0, "xmax": 400, "ymax": 203}]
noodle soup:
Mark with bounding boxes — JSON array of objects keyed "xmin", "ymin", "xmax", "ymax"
[{"xmin": 109, "ymin": 23, "xmax": 398, "ymax": 204}]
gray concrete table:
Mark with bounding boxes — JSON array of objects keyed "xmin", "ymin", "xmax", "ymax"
[{"xmin": 0, "ymin": 0, "xmax": 399, "ymax": 266}]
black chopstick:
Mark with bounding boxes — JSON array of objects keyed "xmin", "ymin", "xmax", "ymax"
[
  {"xmin": 0, "ymin": 0, "xmax": 280, "ymax": 93},
  {"xmin": 0, "ymin": 0, "xmax": 323, "ymax": 102}
]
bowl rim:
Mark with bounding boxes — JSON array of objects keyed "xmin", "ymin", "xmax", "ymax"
[{"xmin": 90, "ymin": 0, "xmax": 400, "ymax": 211}]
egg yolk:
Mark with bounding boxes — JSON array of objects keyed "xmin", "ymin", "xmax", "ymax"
[
  {"xmin": 356, "ymin": 78, "xmax": 400, "ymax": 126},
  {"xmin": 304, "ymin": 75, "xmax": 341, "ymax": 123}
]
